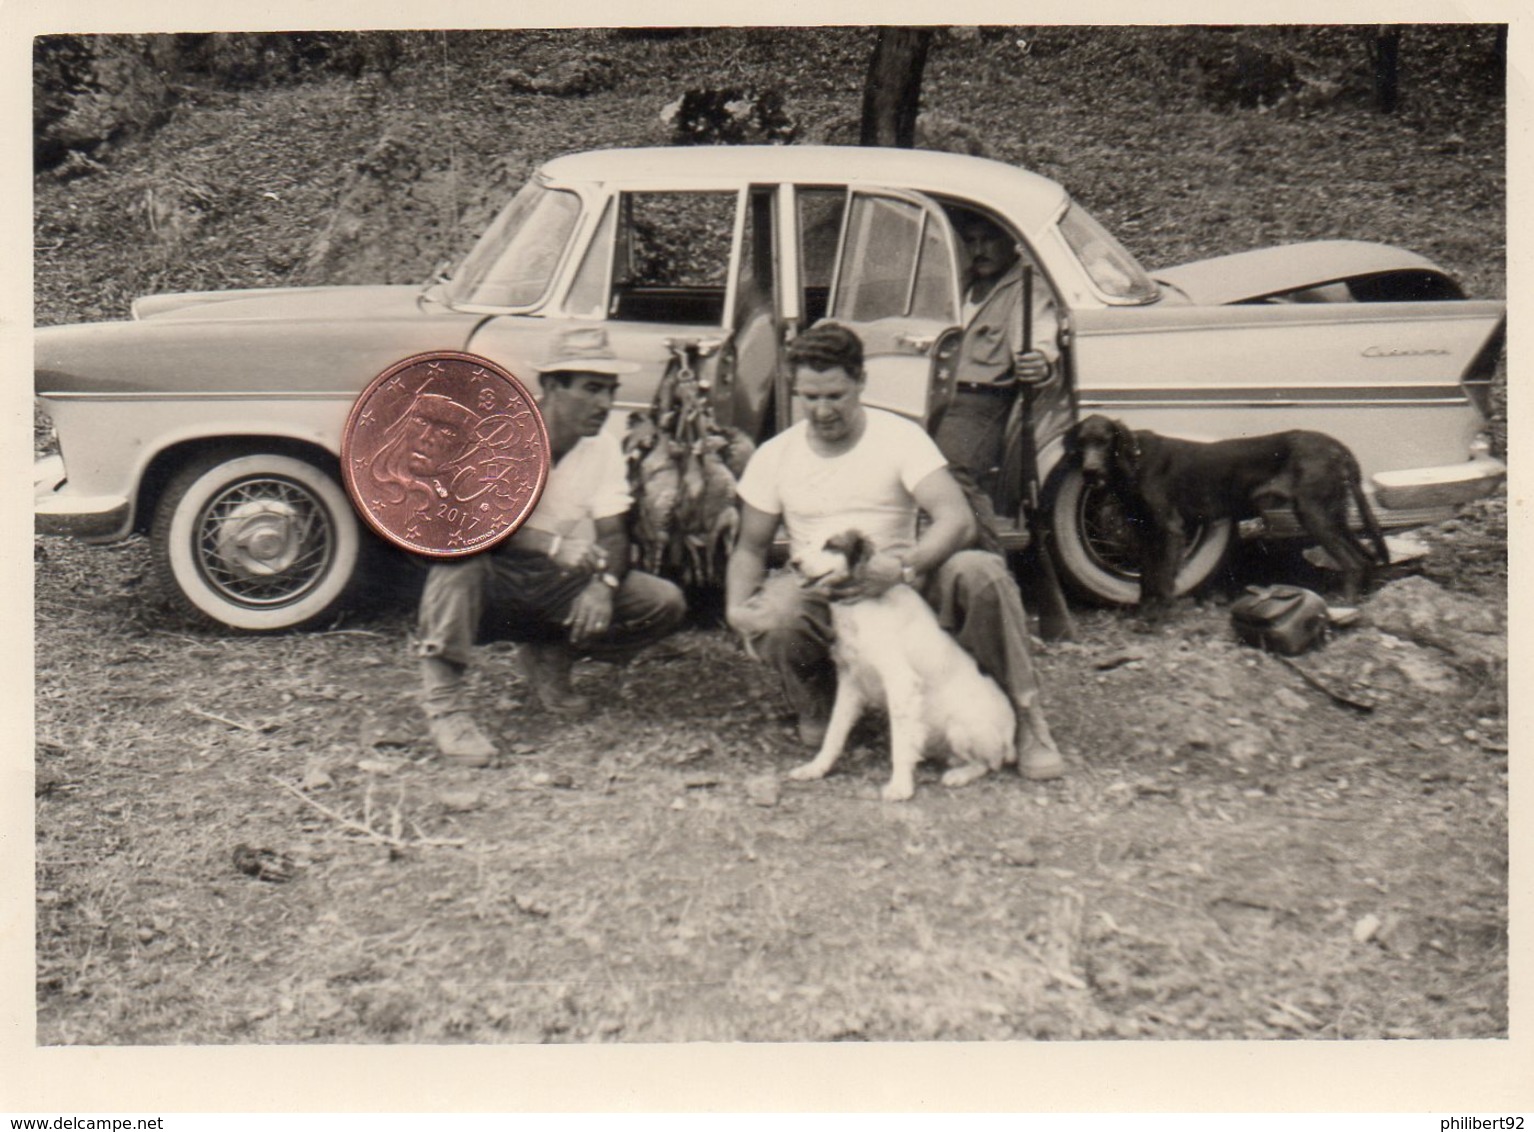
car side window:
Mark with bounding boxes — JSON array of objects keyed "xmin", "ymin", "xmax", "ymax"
[
  {"xmin": 609, "ymin": 191, "xmax": 737, "ymax": 325},
  {"xmin": 734, "ymin": 186, "xmax": 776, "ymax": 322},
  {"xmin": 911, "ymin": 215, "xmax": 955, "ymax": 321},
  {"xmin": 796, "ymin": 187, "xmax": 846, "ymax": 325},
  {"xmin": 938, "ymin": 199, "xmax": 1061, "ymax": 324},
  {"xmin": 830, "ymin": 192, "xmax": 959, "ymax": 325}
]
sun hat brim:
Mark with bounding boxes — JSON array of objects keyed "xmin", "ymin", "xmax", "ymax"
[{"xmin": 531, "ymin": 357, "xmax": 641, "ymax": 376}]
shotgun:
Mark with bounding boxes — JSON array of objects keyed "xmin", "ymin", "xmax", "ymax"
[{"xmin": 1015, "ymin": 262, "xmax": 1076, "ymax": 642}]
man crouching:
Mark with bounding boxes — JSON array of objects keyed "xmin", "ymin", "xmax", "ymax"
[
  {"xmin": 416, "ymin": 327, "xmax": 686, "ymax": 766},
  {"xmin": 723, "ymin": 321, "xmax": 1064, "ymax": 783}
]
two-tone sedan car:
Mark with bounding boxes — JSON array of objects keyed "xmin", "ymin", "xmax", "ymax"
[{"xmin": 35, "ymin": 145, "xmax": 1507, "ymax": 630}]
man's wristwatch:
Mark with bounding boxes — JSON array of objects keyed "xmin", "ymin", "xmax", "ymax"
[{"xmin": 596, "ymin": 571, "xmax": 621, "ymax": 590}]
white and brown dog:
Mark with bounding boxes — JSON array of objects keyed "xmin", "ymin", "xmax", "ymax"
[{"xmin": 789, "ymin": 531, "xmax": 1017, "ymax": 802}]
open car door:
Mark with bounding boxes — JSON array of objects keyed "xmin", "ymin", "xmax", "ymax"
[{"xmin": 815, "ymin": 187, "xmax": 964, "ymax": 426}]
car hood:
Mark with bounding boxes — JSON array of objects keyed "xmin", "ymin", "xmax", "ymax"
[
  {"xmin": 131, "ymin": 283, "xmax": 436, "ymax": 323},
  {"xmin": 38, "ymin": 285, "xmax": 487, "ymax": 396},
  {"xmin": 1152, "ymin": 240, "xmax": 1455, "ymax": 305}
]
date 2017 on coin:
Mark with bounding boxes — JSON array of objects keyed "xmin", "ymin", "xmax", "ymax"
[{"xmin": 341, "ymin": 351, "xmax": 550, "ymax": 558}]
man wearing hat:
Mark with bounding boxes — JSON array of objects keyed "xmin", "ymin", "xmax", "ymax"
[{"xmin": 416, "ymin": 326, "xmax": 687, "ymax": 766}]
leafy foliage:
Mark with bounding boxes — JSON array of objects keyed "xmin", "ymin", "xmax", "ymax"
[
  {"xmin": 33, "ymin": 32, "xmax": 412, "ymax": 174},
  {"xmin": 660, "ymin": 88, "xmax": 797, "ymax": 146}
]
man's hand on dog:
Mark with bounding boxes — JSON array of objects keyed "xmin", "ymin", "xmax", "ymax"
[
  {"xmin": 565, "ymin": 580, "xmax": 615, "ymax": 646},
  {"xmin": 827, "ymin": 552, "xmax": 905, "ymax": 602}
]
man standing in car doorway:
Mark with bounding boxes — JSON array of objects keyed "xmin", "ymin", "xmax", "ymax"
[{"xmin": 934, "ymin": 207, "xmax": 1062, "ymax": 520}]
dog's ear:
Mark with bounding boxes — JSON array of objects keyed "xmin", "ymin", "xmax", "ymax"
[
  {"xmin": 824, "ymin": 530, "xmax": 873, "ymax": 572},
  {"xmin": 1110, "ymin": 418, "xmax": 1139, "ymax": 478},
  {"xmin": 1062, "ymin": 420, "xmax": 1081, "ymax": 459},
  {"xmin": 847, "ymin": 532, "xmax": 874, "ymax": 571}
]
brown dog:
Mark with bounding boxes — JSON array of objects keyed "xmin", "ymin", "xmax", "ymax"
[{"xmin": 1067, "ymin": 414, "xmax": 1388, "ymax": 616}]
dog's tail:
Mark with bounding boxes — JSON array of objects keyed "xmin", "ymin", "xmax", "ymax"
[{"xmin": 1347, "ymin": 451, "xmax": 1390, "ymax": 566}]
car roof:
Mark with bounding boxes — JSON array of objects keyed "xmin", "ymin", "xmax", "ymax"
[{"xmin": 540, "ymin": 145, "xmax": 1071, "ymax": 236}]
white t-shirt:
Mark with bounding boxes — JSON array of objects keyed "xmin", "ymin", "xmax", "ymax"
[
  {"xmin": 524, "ymin": 433, "xmax": 631, "ymax": 539},
  {"xmin": 736, "ymin": 409, "xmax": 947, "ymax": 558}
]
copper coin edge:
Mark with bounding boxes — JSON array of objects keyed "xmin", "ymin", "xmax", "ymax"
[{"xmin": 340, "ymin": 350, "xmax": 550, "ymax": 559}]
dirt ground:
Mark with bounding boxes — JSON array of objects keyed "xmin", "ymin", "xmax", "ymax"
[{"xmin": 34, "ymin": 504, "xmax": 1508, "ymax": 1044}]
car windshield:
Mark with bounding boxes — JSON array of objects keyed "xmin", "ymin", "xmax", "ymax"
[
  {"xmin": 445, "ymin": 181, "xmax": 582, "ymax": 309},
  {"xmin": 1058, "ymin": 202, "xmax": 1160, "ymax": 304}
]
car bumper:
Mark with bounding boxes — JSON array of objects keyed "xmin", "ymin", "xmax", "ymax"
[
  {"xmin": 1254, "ymin": 455, "xmax": 1506, "ymax": 540},
  {"xmin": 34, "ymin": 455, "xmax": 132, "ymax": 541},
  {"xmin": 1371, "ymin": 456, "xmax": 1507, "ymax": 512}
]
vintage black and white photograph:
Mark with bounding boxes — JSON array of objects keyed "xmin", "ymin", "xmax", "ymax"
[{"xmin": 27, "ymin": 19, "xmax": 1511, "ymax": 1067}]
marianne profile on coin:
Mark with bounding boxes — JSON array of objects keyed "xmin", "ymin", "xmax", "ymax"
[{"xmin": 341, "ymin": 351, "xmax": 550, "ymax": 557}]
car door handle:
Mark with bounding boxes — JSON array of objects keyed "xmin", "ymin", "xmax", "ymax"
[
  {"xmin": 663, "ymin": 336, "xmax": 724, "ymax": 357},
  {"xmin": 896, "ymin": 332, "xmax": 937, "ymax": 353}
]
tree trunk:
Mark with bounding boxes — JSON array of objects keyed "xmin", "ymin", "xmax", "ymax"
[
  {"xmin": 859, "ymin": 27, "xmax": 934, "ymax": 148},
  {"xmin": 1371, "ymin": 25, "xmax": 1403, "ymax": 114}
]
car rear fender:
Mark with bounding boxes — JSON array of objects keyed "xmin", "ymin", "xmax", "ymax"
[{"xmin": 1067, "ymin": 299, "xmax": 1505, "ymax": 478}]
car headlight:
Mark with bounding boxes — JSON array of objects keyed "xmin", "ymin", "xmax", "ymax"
[{"xmin": 1469, "ymin": 432, "xmax": 1493, "ymax": 461}]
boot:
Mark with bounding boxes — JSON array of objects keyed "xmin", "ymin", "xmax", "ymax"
[
  {"xmin": 427, "ymin": 712, "xmax": 498, "ymax": 767},
  {"xmin": 420, "ymin": 655, "xmax": 498, "ymax": 766},
  {"xmin": 1017, "ymin": 700, "xmax": 1065, "ymax": 781},
  {"xmin": 519, "ymin": 641, "xmax": 592, "ymax": 716}
]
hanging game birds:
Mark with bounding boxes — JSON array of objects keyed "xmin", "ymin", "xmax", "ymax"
[{"xmin": 622, "ymin": 338, "xmax": 755, "ymax": 589}]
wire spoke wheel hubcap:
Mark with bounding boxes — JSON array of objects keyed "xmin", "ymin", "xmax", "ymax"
[
  {"xmin": 198, "ymin": 477, "xmax": 334, "ymax": 606},
  {"xmin": 1048, "ymin": 465, "xmax": 1232, "ymax": 607},
  {"xmin": 1078, "ymin": 487, "xmax": 1140, "ymax": 579},
  {"xmin": 1076, "ymin": 484, "xmax": 1211, "ymax": 581}
]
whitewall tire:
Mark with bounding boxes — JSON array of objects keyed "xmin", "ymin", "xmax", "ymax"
[
  {"xmin": 149, "ymin": 452, "xmax": 362, "ymax": 631},
  {"xmin": 1046, "ymin": 465, "xmax": 1233, "ymax": 607}
]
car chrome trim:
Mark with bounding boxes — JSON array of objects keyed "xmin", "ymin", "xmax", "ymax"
[
  {"xmin": 1257, "ymin": 504, "xmax": 1458, "ymax": 536},
  {"xmin": 1083, "ymin": 385, "xmax": 1466, "ymax": 406},
  {"xmin": 1361, "ymin": 345, "xmax": 1452, "ymax": 358},
  {"xmin": 1076, "ymin": 307, "xmax": 1499, "ymax": 335},
  {"xmin": 38, "ymin": 391, "xmax": 360, "ymax": 401}
]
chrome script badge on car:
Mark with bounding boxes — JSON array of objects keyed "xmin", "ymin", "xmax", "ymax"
[{"xmin": 341, "ymin": 351, "xmax": 550, "ymax": 558}]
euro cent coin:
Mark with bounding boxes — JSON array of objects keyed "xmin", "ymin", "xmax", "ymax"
[{"xmin": 341, "ymin": 351, "xmax": 550, "ymax": 558}]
